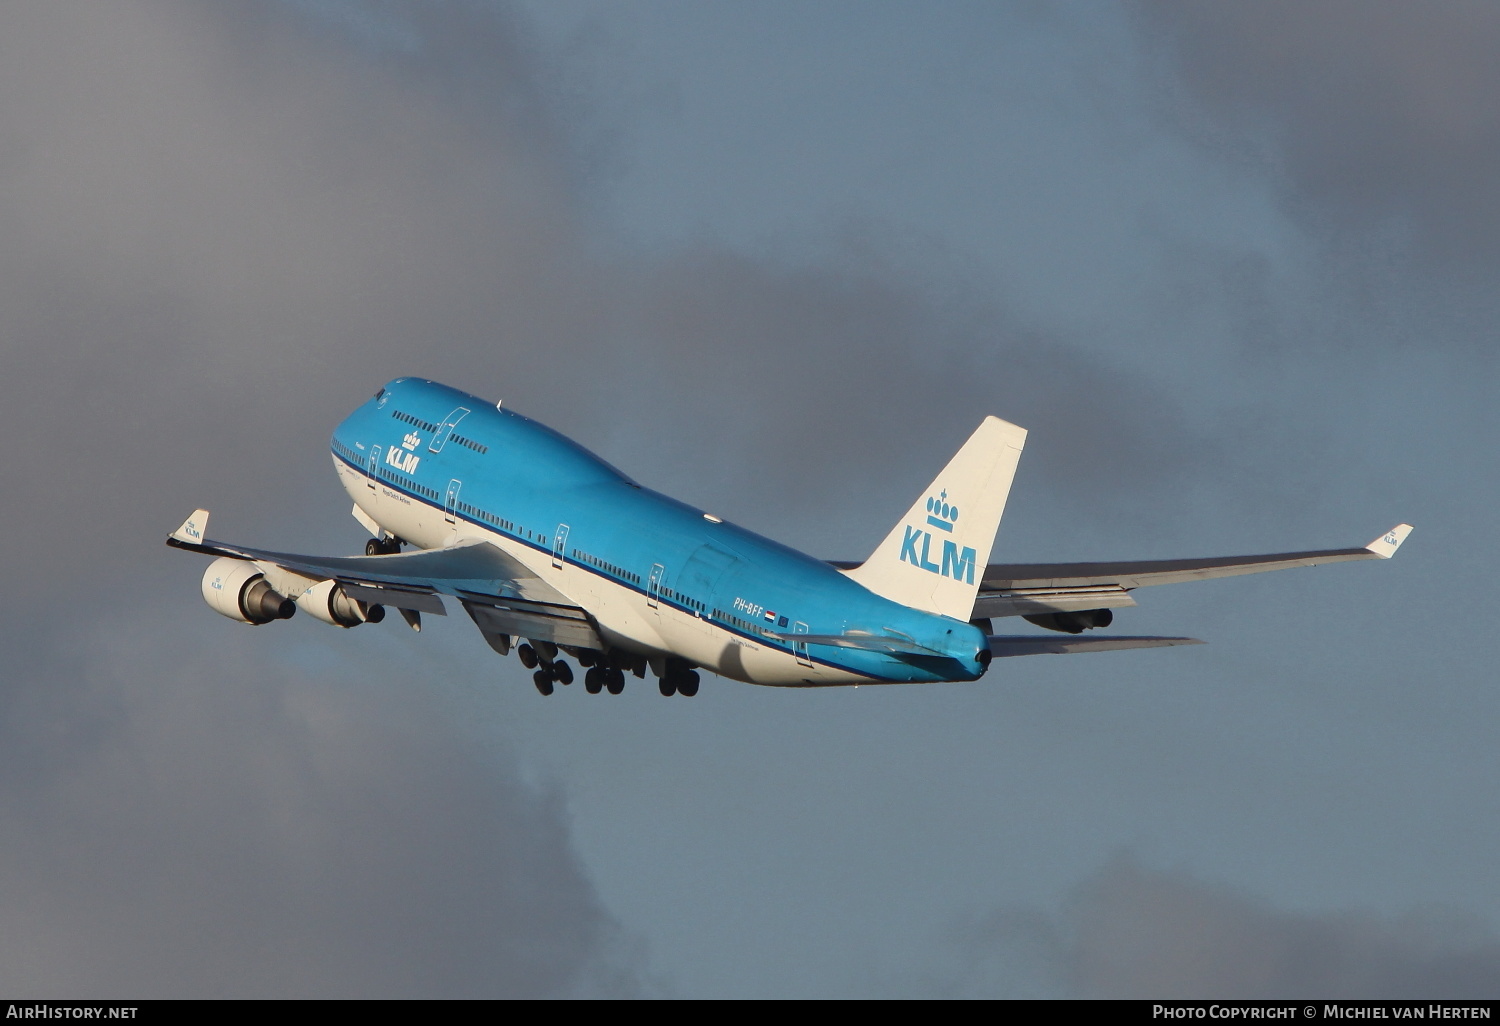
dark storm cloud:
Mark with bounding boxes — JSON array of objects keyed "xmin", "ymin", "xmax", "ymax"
[
  {"xmin": 0, "ymin": 0, "xmax": 630, "ymax": 577},
  {"xmin": 0, "ymin": 0, "xmax": 627, "ymax": 995},
  {"xmin": 0, "ymin": 613, "xmax": 641, "ymax": 997},
  {"xmin": 1137, "ymin": 1, "xmax": 1500, "ymax": 262},
  {"xmin": 0, "ymin": 0, "xmax": 1237, "ymax": 993},
  {"xmin": 616, "ymin": 244, "xmax": 1213, "ymax": 544},
  {"xmin": 945, "ymin": 855, "xmax": 1500, "ymax": 998},
  {"xmin": 0, "ymin": 0, "xmax": 1216, "ymax": 573}
]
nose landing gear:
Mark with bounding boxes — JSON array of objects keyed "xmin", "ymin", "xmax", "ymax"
[{"xmin": 364, "ymin": 535, "xmax": 404, "ymax": 556}]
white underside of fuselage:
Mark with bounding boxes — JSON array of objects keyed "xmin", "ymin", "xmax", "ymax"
[{"xmin": 334, "ymin": 457, "xmax": 876, "ymax": 686}]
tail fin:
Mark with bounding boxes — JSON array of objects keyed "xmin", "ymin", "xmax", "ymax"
[{"xmin": 842, "ymin": 417, "xmax": 1026, "ymax": 620}]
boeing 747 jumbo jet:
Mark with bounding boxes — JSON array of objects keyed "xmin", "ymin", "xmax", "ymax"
[{"xmin": 168, "ymin": 378, "xmax": 1411, "ymax": 697}]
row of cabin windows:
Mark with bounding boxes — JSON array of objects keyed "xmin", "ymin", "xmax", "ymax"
[
  {"xmin": 377, "ymin": 460, "xmax": 440, "ymax": 501},
  {"xmin": 389, "ymin": 410, "xmax": 489, "ymax": 454},
  {"xmin": 370, "ymin": 460, "xmax": 550, "ymax": 547},
  {"xmin": 661, "ymin": 587, "xmax": 705, "ymax": 614},
  {"xmin": 567, "ymin": 548, "xmax": 708, "ymax": 613},
  {"xmin": 713, "ymin": 609, "xmax": 783, "ymax": 641},
  {"xmin": 391, "ymin": 409, "xmax": 438, "ymax": 433},
  {"xmin": 452, "ymin": 498, "xmax": 523, "ymax": 537},
  {"xmin": 464, "ymin": 502, "xmax": 515, "ymax": 533},
  {"xmin": 571, "ymin": 549, "xmax": 641, "ymax": 587},
  {"xmin": 454, "ymin": 500, "xmax": 531, "ymax": 542},
  {"xmin": 332, "ymin": 439, "xmax": 360, "ymax": 464}
]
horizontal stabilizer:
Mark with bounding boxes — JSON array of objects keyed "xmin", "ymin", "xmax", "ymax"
[{"xmin": 988, "ymin": 635, "xmax": 1202, "ymax": 658}]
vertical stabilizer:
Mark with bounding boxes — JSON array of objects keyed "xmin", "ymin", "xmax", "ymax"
[{"xmin": 842, "ymin": 417, "xmax": 1026, "ymax": 620}]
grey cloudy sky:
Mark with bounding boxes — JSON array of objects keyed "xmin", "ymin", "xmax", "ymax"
[{"xmin": 0, "ymin": 0, "xmax": 1496, "ymax": 998}]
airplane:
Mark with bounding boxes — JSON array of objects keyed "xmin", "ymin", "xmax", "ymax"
[{"xmin": 168, "ymin": 377, "xmax": 1412, "ymax": 697}]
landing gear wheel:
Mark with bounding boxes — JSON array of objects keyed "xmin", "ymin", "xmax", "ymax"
[
  {"xmin": 532, "ymin": 669, "xmax": 555, "ymax": 696},
  {"xmin": 366, "ymin": 538, "xmax": 383, "ymax": 556},
  {"xmin": 605, "ymin": 668, "xmax": 625, "ymax": 695},
  {"xmin": 554, "ymin": 661, "xmax": 574, "ymax": 686},
  {"xmin": 677, "ymin": 671, "xmax": 700, "ymax": 698},
  {"xmin": 517, "ymin": 643, "xmax": 538, "ymax": 669},
  {"xmin": 658, "ymin": 676, "xmax": 677, "ymax": 697},
  {"xmin": 584, "ymin": 667, "xmax": 604, "ymax": 694}
]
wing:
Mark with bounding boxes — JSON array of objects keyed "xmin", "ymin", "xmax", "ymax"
[
  {"xmin": 836, "ymin": 524, "xmax": 1412, "ymax": 620},
  {"xmin": 168, "ymin": 509, "xmax": 602, "ymax": 651},
  {"xmin": 973, "ymin": 524, "xmax": 1411, "ymax": 619}
]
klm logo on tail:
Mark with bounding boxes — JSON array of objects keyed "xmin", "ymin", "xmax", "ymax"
[
  {"xmin": 926, "ymin": 490, "xmax": 958, "ymax": 532},
  {"xmin": 841, "ymin": 416, "xmax": 1023, "ymax": 619},
  {"xmin": 899, "ymin": 491, "xmax": 975, "ymax": 583}
]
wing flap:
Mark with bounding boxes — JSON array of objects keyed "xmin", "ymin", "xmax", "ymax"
[
  {"xmin": 462, "ymin": 599, "xmax": 602, "ymax": 651},
  {"xmin": 988, "ymin": 635, "xmax": 1202, "ymax": 657},
  {"xmin": 340, "ymin": 582, "xmax": 448, "ymax": 616}
]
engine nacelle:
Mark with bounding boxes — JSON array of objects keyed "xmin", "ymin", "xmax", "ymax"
[
  {"xmin": 1022, "ymin": 608, "xmax": 1114, "ymax": 635},
  {"xmin": 295, "ymin": 578, "xmax": 384, "ymax": 628},
  {"xmin": 202, "ymin": 557, "xmax": 295, "ymax": 625}
]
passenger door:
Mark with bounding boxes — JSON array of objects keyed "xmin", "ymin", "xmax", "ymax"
[
  {"xmin": 444, "ymin": 479, "xmax": 462, "ymax": 524},
  {"xmin": 793, "ymin": 621, "xmax": 812, "ymax": 667}
]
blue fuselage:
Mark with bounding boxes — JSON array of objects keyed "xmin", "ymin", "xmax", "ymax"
[{"xmin": 330, "ymin": 378, "xmax": 989, "ymax": 686}]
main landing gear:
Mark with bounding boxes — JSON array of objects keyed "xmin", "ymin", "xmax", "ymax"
[
  {"xmin": 518, "ymin": 643, "xmax": 701, "ymax": 698},
  {"xmin": 584, "ymin": 665, "xmax": 627, "ymax": 695},
  {"xmin": 519, "ymin": 641, "xmax": 576, "ymax": 696},
  {"xmin": 365, "ymin": 535, "xmax": 403, "ymax": 556},
  {"xmin": 657, "ymin": 659, "xmax": 699, "ymax": 697}
]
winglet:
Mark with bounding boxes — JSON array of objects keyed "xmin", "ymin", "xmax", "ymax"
[
  {"xmin": 170, "ymin": 509, "xmax": 210, "ymax": 545},
  {"xmin": 1364, "ymin": 523, "xmax": 1413, "ymax": 559}
]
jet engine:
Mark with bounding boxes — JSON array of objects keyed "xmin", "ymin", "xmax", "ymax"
[
  {"xmin": 202, "ymin": 557, "xmax": 295, "ymax": 624},
  {"xmin": 1022, "ymin": 608, "xmax": 1114, "ymax": 634},
  {"xmin": 295, "ymin": 578, "xmax": 384, "ymax": 628}
]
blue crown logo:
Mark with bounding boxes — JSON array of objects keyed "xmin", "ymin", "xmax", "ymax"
[{"xmin": 925, "ymin": 489, "xmax": 959, "ymax": 532}]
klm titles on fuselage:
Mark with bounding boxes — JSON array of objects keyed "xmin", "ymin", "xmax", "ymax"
[
  {"xmin": 900, "ymin": 490, "xmax": 976, "ymax": 584},
  {"xmin": 387, "ymin": 432, "xmax": 422, "ymax": 474}
]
